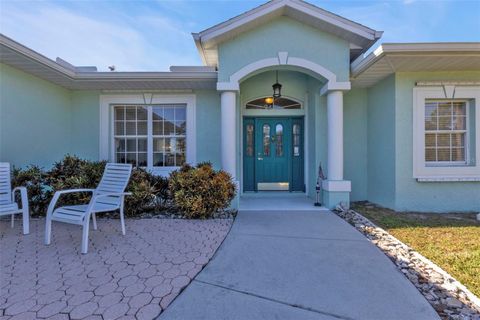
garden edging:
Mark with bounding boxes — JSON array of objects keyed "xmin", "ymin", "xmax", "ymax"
[{"xmin": 334, "ymin": 207, "xmax": 480, "ymax": 319}]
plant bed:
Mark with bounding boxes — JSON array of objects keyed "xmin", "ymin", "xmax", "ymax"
[
  {"xmin": 335, "ymin": 203, "xmax": 480, "ymax": 320},
  {"xmin": 11, "ymin": 155, "xmax": 237, "ymax": 220}
]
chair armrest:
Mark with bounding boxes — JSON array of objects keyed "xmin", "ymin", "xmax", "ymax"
[
  {"xmin": 12, "ymin": 187, "xmax": 28, "ymax": 209},
  {"xmin": 46, "ymin": 189, "xmax": 95, "ymax": 217}
]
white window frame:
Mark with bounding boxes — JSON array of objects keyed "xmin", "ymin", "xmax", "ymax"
[
  {"xmin": 413, "ymin": 86, "xmax": 480, "ymax": 181},
  {"xmin": 100, "ymin": 94, "xmax": 196, "ymax": 176}
]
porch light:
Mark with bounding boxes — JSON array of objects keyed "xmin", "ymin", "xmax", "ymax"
[
  {"xmin": 265, "ymin": 97, "xmax": 274, "ymax": 105},
  {"xmin": 272, "ymin": 70, "xmax": 282, "ymax": 99}
]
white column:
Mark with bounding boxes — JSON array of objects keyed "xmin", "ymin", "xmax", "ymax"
[
  {"xmin": 220, "ymin": 91, "xmax": 237, "ymax": 179},
  {"xmin": 327, "ymin": 90, "xmax": 343, "ymax": 181}
]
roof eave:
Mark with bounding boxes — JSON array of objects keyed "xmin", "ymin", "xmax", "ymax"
[{"xmin": 351, "ymin": 42, "xmax": 480, "ymax": 78}]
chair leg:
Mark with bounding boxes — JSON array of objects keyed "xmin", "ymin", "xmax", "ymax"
[
  {"xmin": 11, "ymin": 215, "xmax": 14, "ymax": 228},
  {"xmin": 81, "ymin": 222, "xmax": 90, "ymax": 254},
  {"xmin": 120, "ymin": 205, "xmax": 126, "ymax": 236},
  {"xmin": 22, "ymin": 208, "xmax": 29, "ymax": 235},
  {"xmin": 45, "ymin": 217, "xmax": 52, "ymax": 245},
  {"xmin": 91, "ymin": 212, "xmax": 97, "ymax": 230}
]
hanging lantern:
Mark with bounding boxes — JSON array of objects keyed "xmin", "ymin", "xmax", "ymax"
[
  {"xmin": 272, "ymin": 70, "xmax": 282, "ymax": 99},
  {"xmin": 264, "ymin": 97, "xmax": 274, "ymax": 105}
]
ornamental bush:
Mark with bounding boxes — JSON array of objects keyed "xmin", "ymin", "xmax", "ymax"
[
  {"xmin": 11, "ymin": 165, "xmax": 50, "ymax": 215},
  {"xmin": 11, "ymin": 155, "xmax": 169, "ymax": 217},
  {"xmin": 124, "ymin": 168, "xmax": 169, "ymax": 216},
  {"xmin": 169, "ymin": 162, "xmax": 236, "ymax": 219}
]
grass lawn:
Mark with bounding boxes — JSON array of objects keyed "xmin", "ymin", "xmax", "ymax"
[{"xmin": 351, "ymin": 202, "xmax": 480, "ymax": 297}]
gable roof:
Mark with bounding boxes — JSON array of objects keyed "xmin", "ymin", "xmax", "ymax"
[
  {"xmin": 193, "ymin": 0, "xmax": 383, "ymax": 67},
  {"xmin": 351, "ymin": 43, "xmax": 480, "ymax": 87}
]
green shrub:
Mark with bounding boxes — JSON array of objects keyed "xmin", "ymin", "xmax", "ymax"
[
  {"xmin": 48, "ymin": 155, "xmax": 107, "ymax": 206},
  {"xmin": 124, "ymin": 168, "xmax": 170, "ymax": 217},
  {"xmin": 11, "ymin": 165, "xmax": 50, "ymax": 215},
  {"xmin": 169, "ymin": 162, "xmax": 236, "ymax": 219},
  {"xmin": 11, "ymin": 155, "xmax": 233, "ymax": 219},
  {"xmin": 11, "ymin": 155, "xmax": 170, "ymax": 217}
]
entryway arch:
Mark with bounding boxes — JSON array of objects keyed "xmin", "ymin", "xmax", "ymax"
[{"xmin": 217, "ymin": 52, "xmax": 351, "ymax": 208}]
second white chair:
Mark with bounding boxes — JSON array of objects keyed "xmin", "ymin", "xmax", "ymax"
[
  {"xmin": 45, "ymin": 163, "xmax": 132, "ymax": 253},
  {"xmin": 0, "ymin": 162, "xmax": 29, "ymax": 234}
]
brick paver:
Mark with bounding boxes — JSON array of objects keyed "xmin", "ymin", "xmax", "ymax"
[{"xmin": 0, "ymin": 218, "xmax": 232, "ymax": 319}]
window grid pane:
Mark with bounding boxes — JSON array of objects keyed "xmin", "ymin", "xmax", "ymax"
[
  {"xmin": 151, "ymin": 104, "xmax": 187, "ymax": 167},
  {"xmin": 114, "ymin": 104, "xmax": 186, "ymax": 168},
  {"xmin": 424, "ymin": 100, "xmax": 467, "ymax": 164}
]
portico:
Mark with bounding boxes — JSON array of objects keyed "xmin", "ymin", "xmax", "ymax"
[{"xmin": 217, "ymin": 60, "xmax": 352, "ymax": 208}]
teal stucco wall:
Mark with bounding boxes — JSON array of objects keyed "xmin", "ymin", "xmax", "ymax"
[
  {"xmin": 71, "ymin": 90, "xmax": 101, "ymax": 161},
  {"xmin": 0, "ymin": 64, "xmax": 224, "ymax": 172},
  {"xmin": 367, "ymin": 75, "xmax": 396, "ymax": 208},
  {"xmin": 394, "ymin": 71, "xmax": 480, "ymax": 212},
  {"xmin": 0, "ymin": 63, "xmax": 72, "ymax": 169},
  {"xmin": 217, "ymin": 16, "xmax": 350, "ymax": 83},
  {"xmin": 344, "ymin": 88, "xmax": 368, "ymax": 201},
  {"xmin": 195, "ymin": 90, "xmax": 221, "ymax": 169}
]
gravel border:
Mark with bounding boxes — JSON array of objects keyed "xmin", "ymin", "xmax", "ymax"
[{"xmin": 334, "ymin": 206, "xmax": 480, "ymax": 320}]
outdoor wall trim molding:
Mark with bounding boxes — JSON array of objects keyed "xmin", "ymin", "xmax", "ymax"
[
  {"xmin": 217, "ymin": 51, "xmax": 350, "ymax": 93},
  {"xmin": 99, "ymin": 93, "xmax": 197, "ymax": 175}
]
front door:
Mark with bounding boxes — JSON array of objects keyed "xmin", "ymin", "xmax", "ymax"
[{"xmin": 243, "ymin": 117, "xmax": 304, "ymax": 192}]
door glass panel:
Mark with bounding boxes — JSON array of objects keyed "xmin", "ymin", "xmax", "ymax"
[
  {"xmin": 263, "ymin": 124, "xmax": 270, "ymax": 156},
  {"xmin": 293, "ymin": 124, "xmax": 301, "ymax": 157},
  {"xmin": 293, "ymin": 124, "xmax": 300, "ymax": 156},
  {"xmin": 246, "ymin": 124, "xmax": 254, "ymax": 157},
  {"xmin": 275, "ymin": 124, "xmax": 283, "ymax": 156}
]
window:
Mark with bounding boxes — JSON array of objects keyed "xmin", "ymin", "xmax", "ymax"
[
  {"xmin": 246, "ymin": 97, "xmax": 301, "ymax": 109},
  {"xmin": 293, "ymin": 124, "xmax": 301, "ymax": 156},
  {"xmin": 263, "ymin": 124, "xmax": 270, "ymax": 156},
  {"xmin": 412, "ymin": 85, "xmax": 479, "ymax": 181},
  {"xmin": 246, "ymin": 124, "xmax": 254, "ymax": 157},
  {"xmin": 275, "ymin": 124, "xmax": 283, "ymax": 156},
  {"xmin": 424, "ymin": 100, "xmax": 467, "ymax": 165},
  {"xmin": 114, "ymin": 106, "xmax": 148, "ymax": 167},
  {"xmin": 114, "ymin": 104, "xmax": 187, "ymax": 168}
]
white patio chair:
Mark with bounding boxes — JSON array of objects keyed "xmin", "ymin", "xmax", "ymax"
[
  {"xmin": 45, "ymin": 163, "xmax": 132, "ymax": 254},
  {"xmin": 0, "ymin": 163, "xmax": 29, "ymax": 234}
]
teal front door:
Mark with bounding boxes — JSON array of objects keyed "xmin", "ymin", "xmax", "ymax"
[{"xmin": 243, "ymin": 117, "xmax": 304, "ymax": 192}]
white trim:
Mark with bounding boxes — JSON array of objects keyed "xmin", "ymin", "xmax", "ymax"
[
  {"xmin": 352, "ymin": 43, "xmax": 480, "ymax": 77},
  {"xmin": 320, "ymin": 81, "xmax": 351, "ymax": 96},
  {"xmin": 193, "ymin": 0, "xmax": 381, "ymax": 66},
  {"xmin": 322, "ymin": 180, "xmax": 351, "ymax": 192},
  {"xmin": 228, "ymin": 53, "xmax": 337, "ymax": 84},
  {"xmin": 218, "ymin": 52, "xmax": 350, "ymax": 99},
  {"xmin": 99, "ymin": 94, "xmax": 196, "ymax": 176},
  {"xmin": 304, "ymin": 92, "xmax": 309, "ymax": 195},
  {"xmin": 417, "ymin": 177, "xmax": 480, "ymax": 182},
  {"xmin": 412, "ymin": 86, "xmax": 480, "ymax": 180},
  {"xmin": 416, "ymin": 81, "xmax": 480, "ymax": 87}
]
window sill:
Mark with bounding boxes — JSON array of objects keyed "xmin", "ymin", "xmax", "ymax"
[{"xmin": 416, "ymin": 177, "xmax": 480, "ymax": 182}]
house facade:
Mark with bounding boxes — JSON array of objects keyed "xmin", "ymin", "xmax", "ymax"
[{"xmin": 1, "ymin": 0, "xmax": 479, "ymax": 212}]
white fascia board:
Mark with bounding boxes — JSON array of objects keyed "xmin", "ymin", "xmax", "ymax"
[
  {"xmin": 191, "ymin": 33, "xmax": 209, "ymax": 66},
  {"xmin": 0, "ymin": 34, "xmax": 76, "ymax": 78},
  {"xmin": 351, "ymin": 42, "xmax": 480, "ymax": 78},
  {"xmin": 287, "ymin": 0, "xmax": 378, "ymax": 40},
  {"xmin": 75, "ymin": 71, "xmax": 218, "ymax": 81},
  {"xmin": 197, "ymin": 0, "xmax": 380, "ymax": 48}
]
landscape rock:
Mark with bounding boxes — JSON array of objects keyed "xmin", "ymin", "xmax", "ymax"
[{"xmin": 334, "ymin": 208, "xmax": 480, "ymax": 320}]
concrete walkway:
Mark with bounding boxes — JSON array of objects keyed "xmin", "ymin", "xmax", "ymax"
[{"xmin": 160, "ymin": 209, "xmax": 439, "ymax": 320}]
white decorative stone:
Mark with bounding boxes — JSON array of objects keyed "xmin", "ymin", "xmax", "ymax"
[{"xmin": 334, "ymin": 207, "xmax": 480, "ymax": 319}]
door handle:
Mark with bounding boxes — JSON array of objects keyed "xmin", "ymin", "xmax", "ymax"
[{"xmin": 258, "ymin": 157, "xmax": 263, "ymax": 160}]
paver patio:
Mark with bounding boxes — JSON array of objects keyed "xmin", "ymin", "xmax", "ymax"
[{"xmin": 0, "ymin": 217, "xmax": 232, "ymax": 320}]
